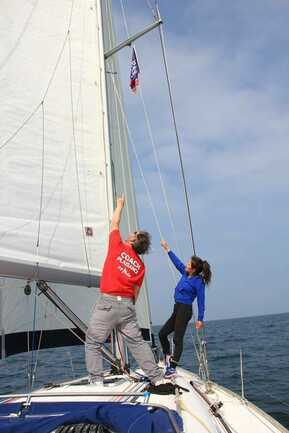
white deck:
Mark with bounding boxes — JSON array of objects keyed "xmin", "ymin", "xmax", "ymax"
[{"xmin": 1, "ymin": 366, "xmax": 288, "ymax": 433}]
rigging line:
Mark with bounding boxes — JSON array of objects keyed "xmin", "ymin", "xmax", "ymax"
[
  {"xmin": 144, "ymin": 0, "xmax": 157, "ymax": 19},
  {"xmin": 108, "ymin": 59, "xmax": 131, "ymax": 228},
  {"xmin": 42, "ymin": 0, "xmax": 76, "ymax": 101},
  {"xmin": 110, "ymin": 75, "xmax": 162, "ymax": 235},
  {"xmin": 42, "ymin": 31, "xmax": 70, "ymax": 101},
  {"xmin": 27, "ymin": 285, "xmax": 38, "ymax": 398},
  {"xmin": 0, "ymin": 0, "xmax": 40, "ymax": 72},
  {"xmin": 26, "ymin": 328, "xmax": 31, "ymax": 393},
  {"xmin": 119, "ymin": 0, "xmax": 182, "ymax": 257},
  {"xmin": 68, "ymin": 33, "xmax": 91, "ymax": 282},
  {"xmin": 190, "ymin": 326, "xmax": 202, "ymax": 365},
  {"xmin": 157, "ymin": 7, "xmax": 197, "ymax": 255},
  {"xmin": 36, "ymin": 102, "xmax": 45, "ymax": 249},
  {"xmin": 47, "ymin": 1, "xmax": 87, "ymax": 257},
  {"xmin": 45, "ymin": 309, "xmax": 130, "ymax": 374},
  {"xmin": 119, "ymin": 0, "xmax": 129, "ymax": 35},
  {"xmin": 120, "ymin": 0, "xmax": 181, "ymax": 255},
  {"xmin": 31, "ymin": 329, "xmax": 43, "ymax": 390},
  {"xmin": 138, "ymin": 87, "xmax": 183, "ymax": 258},
  {"xmin": 46, "ymin": 148, "xmax": 70, "ymax": 258},
  {"xmin": 0, "ymin": 142, "xmax": 72, "ymax": 244},
  {"xmin": 191, "ymin": 306, "xmax": 210, "ymax": 380},
  {"xmin": 105, "ymin": 11, "xmax": 130, "ymax": 227},
  {"xmin": 34, "ymin": 297, "xmax": 86, "ymax": 345},
  {"xmin": 95, "ymin": 1, "xmax": 112, "ymax": 233},
  {"xmin": 110, "ymin": 75, "xmax": 178, "ymax": 285},
  {"xmin": 106, "ymin": 4, "xmax": 153, "ymax": 327},
  {"xmin": 0, "ymin": 0, "xmax": 76, "ymax": 153},
  {"xmin": 0, "ymin": 103, "xmax": 42, "ymax": 152}
]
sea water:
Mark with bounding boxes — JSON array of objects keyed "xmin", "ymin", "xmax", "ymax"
[{"xmin": 0, "ymin": 312, "xmax": 288, "ymax": 428}]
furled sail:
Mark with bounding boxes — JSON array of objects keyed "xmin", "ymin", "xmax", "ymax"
[{"xmin": 0, "ymin": 0, "xmax": 152, "ymax": 358}]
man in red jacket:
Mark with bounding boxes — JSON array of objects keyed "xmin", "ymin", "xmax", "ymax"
[{"xmin": 85, "ymin": 196, "xmax": 163, "ymax": 385}]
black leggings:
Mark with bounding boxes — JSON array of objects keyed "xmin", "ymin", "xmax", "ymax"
[{"xmin": 158, "ymin": 303, "xmax": 192, "ymax": 364}]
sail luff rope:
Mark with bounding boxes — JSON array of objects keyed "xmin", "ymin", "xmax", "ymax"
[
  {"xmin": 68, "ymin": 32, "xmax": 91, "ymax": 283},
  {"xmin": 110, "ymin": 75, "xmax": 178, "ymax": 285}
]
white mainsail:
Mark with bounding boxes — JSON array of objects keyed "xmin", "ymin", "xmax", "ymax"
[{"xmin": 0, "ymin": 0, "xmax": 151, "ymax": 358}]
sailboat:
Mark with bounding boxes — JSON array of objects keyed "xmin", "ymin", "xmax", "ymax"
[{"xmin": 0, "ymin": 1, "xmax": 287, "ymax": 432}]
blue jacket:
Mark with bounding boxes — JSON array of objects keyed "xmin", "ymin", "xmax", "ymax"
[{"xmin": 168, "ymin": 251, "xmax": 205, "ymax": 321}]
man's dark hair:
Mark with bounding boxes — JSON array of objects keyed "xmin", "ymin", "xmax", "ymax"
[{"xmin": 132, "ymin": 231, "xmax": 151, "ymax": 255}]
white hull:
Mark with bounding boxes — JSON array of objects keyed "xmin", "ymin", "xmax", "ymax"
[{"xmin": 2, "ymin": 365, "xmax": 287, "ymax": 433}]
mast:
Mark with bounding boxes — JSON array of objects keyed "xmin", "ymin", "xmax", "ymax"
[{"xmin": 100, "ymin": 0, "xmax": 153, "ymax": 339}]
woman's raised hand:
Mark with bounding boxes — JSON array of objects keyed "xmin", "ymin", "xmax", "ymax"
[{"xmin": 160, "ymin": 239, "xmax": 170, "ymax": 252}]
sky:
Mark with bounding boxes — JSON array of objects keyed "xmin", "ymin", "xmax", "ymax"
[{"xmin": 111, "ymin": 0, "xmax": 289, "ymax": 324}]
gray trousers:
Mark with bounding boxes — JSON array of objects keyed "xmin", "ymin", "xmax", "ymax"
[{"xmin": 85, "ymin": 294, "xmax": 163, "ymax": 384}]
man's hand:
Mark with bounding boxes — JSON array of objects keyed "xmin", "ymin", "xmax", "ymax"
[
  {"xmin": 110, "ymin": 195, "xmax": 125, "ymax": 232},
  {"xmin": 160, "ymin": 239, "xmax": 170, "ymax": 252},
  {"xmin": 117, "ymin": 195, "xmax": 125, "ymax": 209},
  {"xmin": 195, "ymin": 321, "xmax": 204, "ymax": 330}
]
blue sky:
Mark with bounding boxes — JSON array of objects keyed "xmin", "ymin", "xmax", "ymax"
[{"xmin": 111, "ymin": 0, "xmax": 289, "ymax": 324}]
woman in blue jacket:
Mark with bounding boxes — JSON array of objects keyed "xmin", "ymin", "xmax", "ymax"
[{"xmin": 159, "ymin": 240, "xmax": 212, "ymax": 378}]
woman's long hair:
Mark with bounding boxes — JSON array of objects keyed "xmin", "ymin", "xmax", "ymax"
[{"xmin": 191, "ymin": 256, "xmax": 212, "ymax": 285}]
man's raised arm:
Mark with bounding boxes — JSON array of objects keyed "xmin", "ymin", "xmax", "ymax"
[{"xmin": 110, "ymin": 195, "xmax": 125, "ymax": 232}]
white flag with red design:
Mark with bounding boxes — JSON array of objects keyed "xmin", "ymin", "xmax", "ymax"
[{"xmin": 130, "ymin": 48, "xmax": 140, "ymax": 93}]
